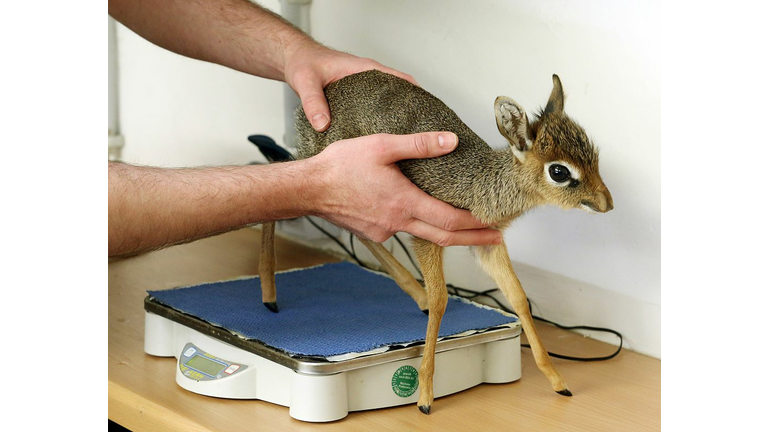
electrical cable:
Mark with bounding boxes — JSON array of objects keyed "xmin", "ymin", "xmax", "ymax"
[
  {"xmin": 392, "ymin": 234, "xmax": 424, "ymax": 279},
  {"xmin": 444, "ymin": 283, "xmax": 623, "ymax": 361},
  {"xmin": 304, "ymin": 217, "xmax": 364, "ymax": 267},
  {"xmin": 305, "ymin": 216, "xmax": 623, "ymax": 362}
]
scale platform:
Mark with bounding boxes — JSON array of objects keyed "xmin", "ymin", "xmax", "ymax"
[{"xmin": 144, "ymin": 262, "xmax": 522, "ymax": 422}]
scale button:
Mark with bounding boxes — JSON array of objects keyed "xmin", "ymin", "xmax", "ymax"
[
  {"xmin": 183, "ymin": 347, "xmax": 197, "ymax": 357},
  {"xmin": 224, "ymin": 364, "xmax": 240, "ymax": 374}
]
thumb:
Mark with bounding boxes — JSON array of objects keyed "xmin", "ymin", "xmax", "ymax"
[
  {"xmin": 375, "ymin": 132, "xmax": 459, "ymax": 164},
  {"xmin": 293, "ymin": 76, "xmax": 332, "ymax": 132}
]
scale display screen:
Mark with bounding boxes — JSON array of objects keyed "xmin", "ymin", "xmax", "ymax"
[{"xmin": 187, "ymin": 354, "xmax": 227, "ymax": 376}]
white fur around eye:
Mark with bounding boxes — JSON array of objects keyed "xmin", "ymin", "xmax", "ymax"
[{"xmin": 544, "ymin": 161, "xmax": 580, "ymax": 187}]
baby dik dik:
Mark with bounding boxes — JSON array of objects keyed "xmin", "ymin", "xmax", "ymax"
[{"xmin": 259, "ymin": 70, "xmax": 613, "ymax": 414}]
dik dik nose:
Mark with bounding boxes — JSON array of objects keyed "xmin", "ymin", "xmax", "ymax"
[{"xmin": 597, "ymin": 188, "xmax": 614, "ymax": 213}]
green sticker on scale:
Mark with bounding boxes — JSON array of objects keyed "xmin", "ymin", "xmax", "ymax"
[{"xmin": 391, "ymin": 365, "xmax": 419, "ymax": 397}]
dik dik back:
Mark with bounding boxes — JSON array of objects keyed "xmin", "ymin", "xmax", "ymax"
[{"xmin": 294, "ymin": 69, "xmax": 494, "ymax": 211}]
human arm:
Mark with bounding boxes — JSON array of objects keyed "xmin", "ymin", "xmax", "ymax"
[
  {"xmin": 108, "ymin": 159, "xmax": 313, "ymax": 259},
  {"xmin": 108, "ymin": 132, "xmax": 502, "ymax": 258},
  {"xmin": 107, "ymin": 0, "xmax": 417, "ymax": 131}
]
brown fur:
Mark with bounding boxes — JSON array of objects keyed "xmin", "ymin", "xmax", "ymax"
[
  {"xmin": 261, "ymin": 70, "xmax": 613, "ymax": 413},
  {"xmin": 259, "ymin": 221, "xmax": 277, "ymax": 304},
  {"xmin": 296, "ymin": 70, "xmax": 612, "ymax": 223}
]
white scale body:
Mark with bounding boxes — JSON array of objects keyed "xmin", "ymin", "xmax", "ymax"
[{"xmin": 144, "ymin": 297, "xmax": 522, "ymax": 422}]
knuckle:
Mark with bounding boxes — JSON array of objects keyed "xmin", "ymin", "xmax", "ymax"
[
  {"xmin": 434, "ymin": 234, "xmax": 452, "ymax": 247},
  {"xmin": 371, "ymin": 133, "xmax": 390, "ymax": 144},
  {"xmin": 394, "ymin": 195, "xmax": 414, "ymax": 217},
  {"xmin": 295, "ymin": 65, "xmax": 318, "ymax": 81},
  {"xmin": 442, "ymin": 215, "xmax": 458, "ymax": 232},
  {"xmin": 302, "ymin": 93, "xmax": 325, "ymax": 109},
  {"xmin": 370, "ymin": 134, "xmax": 391, "ymax": 158},
  {"xmin": 371, "ymin": 230, "xmax": 391, "ymax": 243},
  {"xmin": 291, "ymin": 68, "xmax": 317, "ymax": 91},
  {"xmin": 411, "ymin": 134, "xmax": 431, "ymax": 158}
]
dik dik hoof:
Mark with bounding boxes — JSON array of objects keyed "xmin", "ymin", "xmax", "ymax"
[
  {"xmin": 421, "ymin": 309, "xmax": 429, "ymax": 315},
  {"xmin": 418, "ymin": 405, "xmax": 431, "ymax": 415},
  {"xmin": 264, "ymin": 302, "xmax": 279, "ymax": 313},
  {"xmin": 556, "ymin": 389, "xmax": 573, "ymax": 397}
]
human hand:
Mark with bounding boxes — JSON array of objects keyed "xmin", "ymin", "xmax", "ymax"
[
  {"xmin": 305, "ymin": 132, "xmax": 503, "ymax": 246},
  {"xmin": 283, "ymin": 42, "xmax": 418, "ymax": 132}
]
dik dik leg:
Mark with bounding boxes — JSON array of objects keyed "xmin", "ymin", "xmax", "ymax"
[
  {"xmin": 355, "ymin": 237, "xmax": 429, "ymax": 313},
  {"xmin": 412, "ymin": 239, "xmax": 448, "ymax": 414},
  {"xmin": 259, "ymin": 221, "xmax": 278, "ymax": 313},
  {"xmin": 474, "ymin": 240, "xmax": 571, "ymax": 396}
]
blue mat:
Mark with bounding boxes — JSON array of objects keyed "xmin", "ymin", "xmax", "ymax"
[{"xmin": 148, "ymin": 262, "xmax": 517, "ymax": 357}]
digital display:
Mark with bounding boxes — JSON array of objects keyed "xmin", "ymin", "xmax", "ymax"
[{"xmin": 187, "ymin": 355, "xmax": 227, "ymax": 376}]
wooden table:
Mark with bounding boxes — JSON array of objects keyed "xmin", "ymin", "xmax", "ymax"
[{"xmin": 109, "ymin": 228, "xmax": 660, "ymax": 431}]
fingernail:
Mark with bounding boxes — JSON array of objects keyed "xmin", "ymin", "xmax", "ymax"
[
  {"xmin": 438, "ymin": 133, "xmax": 457, "ymax": 150},
  {"xmin": 312, "ymin": 113, "xmax": 329, "ymax": 130}
]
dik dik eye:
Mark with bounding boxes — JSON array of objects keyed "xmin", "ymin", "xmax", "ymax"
[{"xmin": 548, "ymin": 164, "xmax": 571, "ymax": 183}]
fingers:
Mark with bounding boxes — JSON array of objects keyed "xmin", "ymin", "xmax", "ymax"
[
  {"xmin": 293, "ymin": 73, "xmax": 332, "ymax": 132},
  {"xmin": 404, "ymin": 219, "xmax": 502, "ymax": 247},
  {"xmin": 411, "ymin": 198, "xmax": 489, "ymax": 231},
  {"xmin": 372, "ymin": 132, "xmax": 459, "ymax": 164},
  {"xmin": 403, "ymin": 195, "xmax": 502, "ymax": 246},
  {"xmin": 292, "ymin": 54, "xmax": 417, "ymax": 132}
]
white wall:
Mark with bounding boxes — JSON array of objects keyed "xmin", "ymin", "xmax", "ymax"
[
  {"xmin": 116, "ymin": 0, "xmax": 284, "ymax": 167},
  {"xmin": 114, "ymin": 0, "xmax": 660, "ymax": 357}
]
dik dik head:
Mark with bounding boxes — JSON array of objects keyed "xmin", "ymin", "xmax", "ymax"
[{"xmin": 494, "ymin": 75, "xmax": 613, "ymax": 213}]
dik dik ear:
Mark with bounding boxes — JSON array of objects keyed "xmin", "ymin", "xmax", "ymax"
[
  {"xmin": 543, "ymin": 74, "xmax": 565, "ymax": 114},
  {"xmin": 494, "ymin": 96, "xmax": 532, "ymax": 161}
]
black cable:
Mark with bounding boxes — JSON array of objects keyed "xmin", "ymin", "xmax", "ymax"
[
  {"xmin": 526, "ymin": 312, "xmax": 623, "ymax": 362},
  {"xmin": 305, "ymin": 217, "xmax": 623, "ymax": 362},
  {"xmin": 304, "ymin": 217, "xmax": 365, "ymax": 267},
  {"xmin": 393, "ymin": 234, "xmax": 424, "ymax": 279},
  {"xmin": 445, "ymin": 284, "xmax": 623, "ymax": 362}
]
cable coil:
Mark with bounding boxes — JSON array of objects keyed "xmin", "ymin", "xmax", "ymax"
[{"xmin": 302, "ymin": 217, "xmax": 623, "ymax": 362}]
